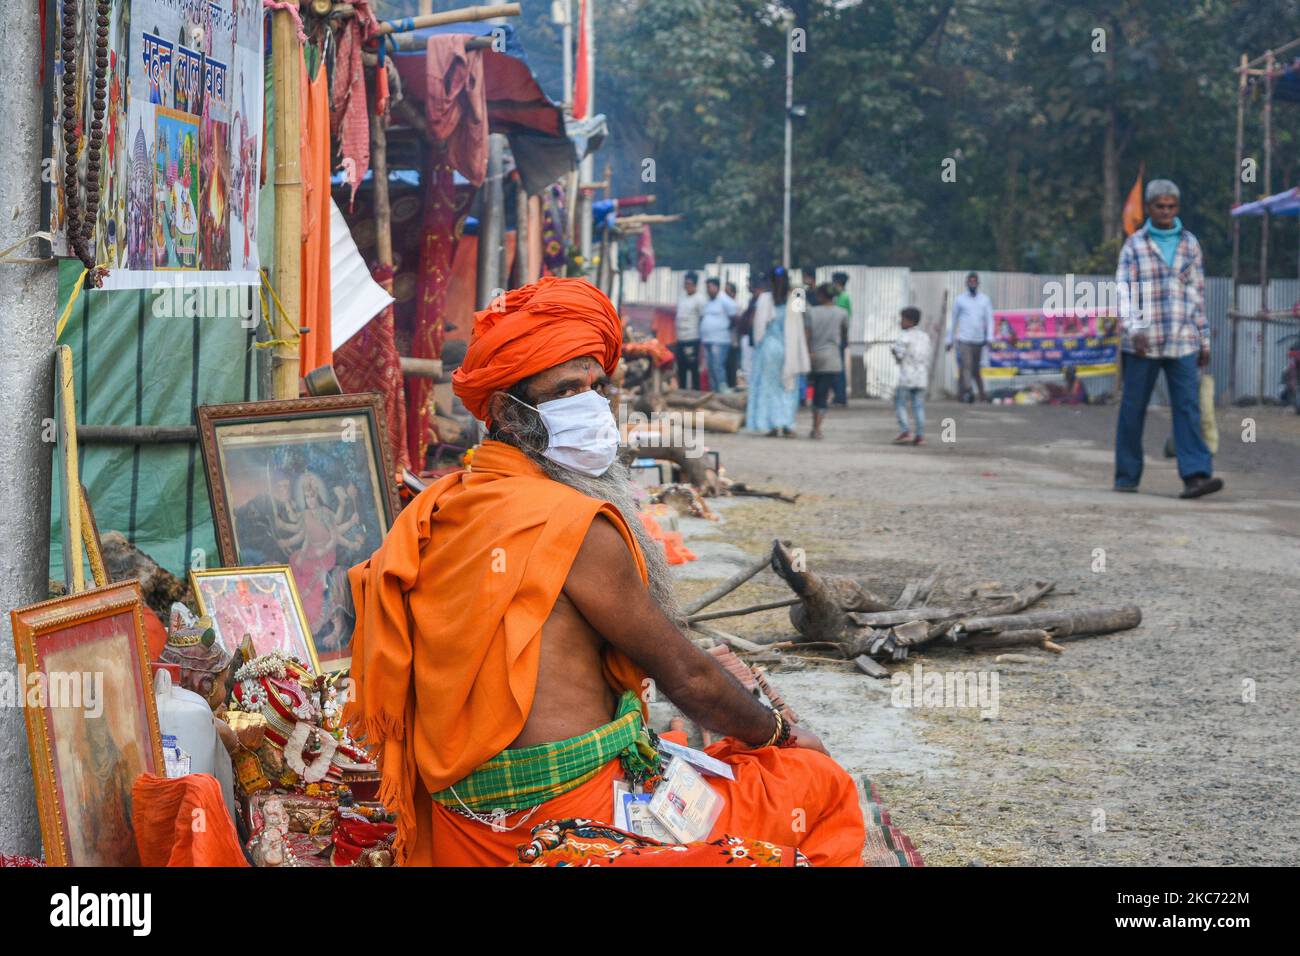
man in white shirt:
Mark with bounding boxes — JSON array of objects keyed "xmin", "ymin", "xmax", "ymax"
[
  {"xmin": 700, "ymin": 277, "xmax": 738, "ymax": 393},
  {"xmin": 946, "ymin": 271, "xmax": 994, "ymax": 403},
  {"xmin": 674, "ymin": 271, "xmax": 707, "ymax": 390}
]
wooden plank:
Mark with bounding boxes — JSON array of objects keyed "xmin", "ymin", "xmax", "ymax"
[
  {"xmin": 853, "ymin": 655, "xmax": 891, "ymax": 679},
  {"xmin": 376, "ymin": 3, "xmax": 521, "ymax": 33},
  {"xmin": 55, "ymin": 346, "xmax": 84, "ymax": 593}
]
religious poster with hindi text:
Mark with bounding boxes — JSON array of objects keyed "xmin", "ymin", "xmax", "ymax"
[{"xmin": 49, "ymin": 0, "xmax": 264, "ymax": 290}]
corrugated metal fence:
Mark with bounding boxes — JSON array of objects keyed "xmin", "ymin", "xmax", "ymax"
[{"xmin": 620, "ymin": 266, "xmax": 1300, "ymax": 405}]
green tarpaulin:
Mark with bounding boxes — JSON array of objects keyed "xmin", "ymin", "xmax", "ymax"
[{"xmin": 50, "ymin": 260, "xmax": 264, "ymax": 583}]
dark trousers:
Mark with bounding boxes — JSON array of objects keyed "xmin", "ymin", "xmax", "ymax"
[
  {"xmin": 957, "ymin": 341, "xmax": 986, "ymax": 401},
  {"xmin": 674, "ymin": 339, "xmax": 701, "ymax": 391},
  {"xmin": 725, "ymin": 340, "xmax": 740, "ymax": 389},
  {"xmin": 1115, "ymin": 352, "xmax": 1212, "ymax": 488},
  {"xmin": 832, "ymin": 347, "xmax": 848, "ymax": 404}
]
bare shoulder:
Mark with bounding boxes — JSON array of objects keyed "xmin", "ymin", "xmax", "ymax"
[{"xmin": 571, "ymin": 512, "xmax": 638, "ymax": 580}]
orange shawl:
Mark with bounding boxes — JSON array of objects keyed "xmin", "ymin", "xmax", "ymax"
[{"xmin": 344, "ymin": 441, "xmax": 648, "ymax": 863}]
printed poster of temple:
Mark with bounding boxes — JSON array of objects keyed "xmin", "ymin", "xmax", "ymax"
[{"xmin": 124, "ymin": 7, "xmax": 238, "ymax": 273}]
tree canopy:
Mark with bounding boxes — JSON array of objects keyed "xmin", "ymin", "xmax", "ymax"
[{"xmin": 397, "ymin": 0, "xmax": 1300, "ymax": 276}]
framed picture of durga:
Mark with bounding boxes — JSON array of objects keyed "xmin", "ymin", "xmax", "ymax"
[
  {"xmin": 10, "ymin": 581, "xmax": 165, "ymax": 867},
  {"xmin": 197, "ymin": 394, "xmax": 400, "ymax": 672}
]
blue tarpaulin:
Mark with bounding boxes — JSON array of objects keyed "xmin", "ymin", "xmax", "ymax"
[{"xmin": 1231, "ymin": 187, "xmax": 1300, "ymax": 217}]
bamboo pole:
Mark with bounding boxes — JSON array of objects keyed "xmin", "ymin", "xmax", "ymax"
[
  {"xmin": 55, "ymin": 346, "xmax": 85, "ymax": 593},
  {"xmin": 377, "ymin": 3, "xmax": 521, "ymax": 34},
  {"xmin": 1241, "ymin": 36, "xmax": 1300, "ymax": 71},
  {"xmin": 271, "ymin": 10, "xmax": 304, "ymax": 399},
  {"xmin": 370, "ymin": 96, "xmax": 393, "ymax": 271}
]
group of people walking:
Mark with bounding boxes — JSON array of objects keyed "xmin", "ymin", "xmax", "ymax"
[
  {"xmin": 666, "ymin": 178, "xmax": 1224, "ymax": 499},
  {"xmin": 674, "ymin": 267, "xmax": 853, "ymax": 439}
]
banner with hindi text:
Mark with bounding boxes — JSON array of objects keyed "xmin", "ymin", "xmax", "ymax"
[{"xmin": 50, "ymin": 0, "xmax": 264, "ymax": 290}]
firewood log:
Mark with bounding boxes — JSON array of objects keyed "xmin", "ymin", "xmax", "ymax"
[
  {"xmin": 964, "ymin": 628, "xmax": 1060, "ymax": 653},
  {"xmin": 958, "ymin": 604, "xmax": 1141, "ymax": 638}
]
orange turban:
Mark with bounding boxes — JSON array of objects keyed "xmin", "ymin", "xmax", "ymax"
[{"xmin": 452, "ymin": 277, "xmax": 622, "ymax": 423}]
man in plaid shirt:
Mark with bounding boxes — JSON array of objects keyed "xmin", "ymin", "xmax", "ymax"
[{"xmin": 1113, "ymin": 179, "xmax": 1223, "ymax": 498}]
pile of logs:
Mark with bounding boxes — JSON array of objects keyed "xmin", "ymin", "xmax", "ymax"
[{"xmin": 684, "ymin": 540, "xmax": 1142, "ymax": 678}]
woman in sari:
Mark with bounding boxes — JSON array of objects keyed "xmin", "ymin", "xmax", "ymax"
[{"xmin": 746, "ymin": 267, "xmax": 809, "ymax": 436}]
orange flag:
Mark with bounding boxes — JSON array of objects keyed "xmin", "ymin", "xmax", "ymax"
[{"xmin": 1122, "ymin": 163, "xmax": 1145, "ymax": 236}]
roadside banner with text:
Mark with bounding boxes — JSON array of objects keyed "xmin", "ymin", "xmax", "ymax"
[{"xmin": 986, "ymin": 310, "xmax": 1120, "ymax": 377}]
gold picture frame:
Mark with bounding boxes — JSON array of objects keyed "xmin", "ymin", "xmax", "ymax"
[
  {"xmin": 189, "ymin": 566, "xmax": 321, "ymax": 675},
  {"xmin": 10, "ymin": 580, "xmax": 165, "ymax": 867},
  {"xmin": 196, "ymin": 394, "xmax": 399, "ymax": 672}
]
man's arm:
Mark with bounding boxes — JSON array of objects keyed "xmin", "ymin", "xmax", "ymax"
[
  {"xmin": 983, "ymin": 297, "xmax": 995, "ymax": 344},
  {"xmin": 564, "ymin": 516, "xmax": 820, "ymax": 750}
]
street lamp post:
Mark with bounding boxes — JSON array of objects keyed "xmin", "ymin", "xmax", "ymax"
[{"xmin": 782, "ymin": 12, "xmax": 794, "ymax": 271}]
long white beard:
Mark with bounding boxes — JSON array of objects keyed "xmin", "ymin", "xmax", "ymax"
[{"xmin": 530, "ymin": 453, "xmax": 684, "ymax": 627}]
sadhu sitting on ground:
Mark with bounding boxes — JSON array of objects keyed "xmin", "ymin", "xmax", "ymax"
[{"xmin": 345, "ymin": 277, "xmax": 865, "ymax": 866}]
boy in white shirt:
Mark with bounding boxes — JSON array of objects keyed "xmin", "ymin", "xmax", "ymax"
[{"xmin": 891, "ymin": 307, "xmax": 932, "ymax": 446}]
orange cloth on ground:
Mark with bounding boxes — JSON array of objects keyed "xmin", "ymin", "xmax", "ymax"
[
  {"xmin": 425, "ymin": 737, "xmax": 865, "ymax": 867},
  {"xmin": 132, "ymin": 773, "xmax": 248, "ymax": 867},
  {"xmin": 142, "ymin": 608, "xmax": 168, "ymax": 661},
  {"xmin": 299, "ymin": 62, "xmax": 333, "ymax": 374},
  {"xmin": 450, "ymin": 276, "xmax": 623, "ymax": 423},
  {"xmin": 344, "ymin": 440, "xmax": 649, "ymax": 865}
]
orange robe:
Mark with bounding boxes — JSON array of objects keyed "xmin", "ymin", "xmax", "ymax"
[{"xmin": 346, "ymin": 440, "xmax": 865, "ymax": 866}]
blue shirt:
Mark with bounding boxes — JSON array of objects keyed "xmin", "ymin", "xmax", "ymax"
[
  {"xmin": 700, "ymin": 293, "xmax": 738, "ymax": 344},
  {"xmin": 949, "ymin": 289, "xmax": 994, "ymax": 345}
]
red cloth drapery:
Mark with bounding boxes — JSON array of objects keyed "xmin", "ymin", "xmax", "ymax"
[{"xmin": 408, "ymin": 154, "xmax": 459, "ymax": 467}]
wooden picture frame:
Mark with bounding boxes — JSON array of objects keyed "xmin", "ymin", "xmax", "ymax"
[
  {"xmin": 196, "ymin": 394, "xmax": 399, "ymax": 672},
  {"xmin": 10, "ymin": 580, "xmax": 165, "ymax": 866},
  {"xmin": 189, "ymin": 566, "xmax": 321, "ymax": 675}
]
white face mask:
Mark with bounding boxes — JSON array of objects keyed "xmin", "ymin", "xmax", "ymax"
[{"xmin": 510, "ymin": 388, "xmax": 621, "ymax": 477}]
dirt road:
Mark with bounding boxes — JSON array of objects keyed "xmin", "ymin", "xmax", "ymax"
[{"xmin": 671, "ymin": 399, "xmax": 1300, "ymax": 865}]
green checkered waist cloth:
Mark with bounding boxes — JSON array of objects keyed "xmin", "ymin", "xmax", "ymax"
[{"xmin": 430, "ymin": 691, "xmax": 661, "ymax": 814}]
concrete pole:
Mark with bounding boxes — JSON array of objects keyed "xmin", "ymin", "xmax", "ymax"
[
  {"xmin": 0, "ymin": 9, "xmax": 55, "ymax": 856},
  {"xmin": 558, "ymin": 0, "xmax": 573, "ymax": 108},
  {"xmin": 577, "ymin": 0, "xmax": 595, "ymax": 276}
]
